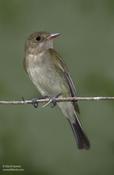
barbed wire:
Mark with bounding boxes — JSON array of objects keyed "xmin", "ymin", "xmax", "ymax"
[{"xmin": 0, "ymin": 96, "xmax": 114, "ymax": 106}]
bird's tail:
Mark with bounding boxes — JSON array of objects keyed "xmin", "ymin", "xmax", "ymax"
[
  {"xmin": 58, "ymin": 101, "xmax": 90, "ymax": 149},
  {"xmin": 67, "ymin": 116, "xmax": 90, "ymax": 150}
]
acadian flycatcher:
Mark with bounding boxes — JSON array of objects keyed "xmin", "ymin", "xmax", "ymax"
[{"xmin": 24, "ymin": 32, "xmax": 90, "ymax": 149}]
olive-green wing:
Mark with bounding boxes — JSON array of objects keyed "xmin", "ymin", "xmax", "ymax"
[{"xmin": 49, "ymin": 48, "xmax": 80, "ymax": 113}]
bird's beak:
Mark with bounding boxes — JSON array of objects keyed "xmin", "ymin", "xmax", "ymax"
[{"xmin": 47, "ymin": 33, "xmax": 61, "ymax": 40}]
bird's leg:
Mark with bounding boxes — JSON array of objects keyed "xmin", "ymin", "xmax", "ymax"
[
  {"xmin": 31, "ymin": 96, "xmax": 49, "ymax": 108},
  {"xmin": 42, "ymin": 93, "xmax": 62, "ymax": 108},
  {"xmin": 50, "ymin": 93, "xmax": 62, "ymax": 107},
  {"xmin": 31, "ymin": 98, "xmax": 39, "ymax": 108}
]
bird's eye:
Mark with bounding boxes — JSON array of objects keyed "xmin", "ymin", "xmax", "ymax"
[{"xmin": 36, "ymin": 36, "xmax": 41, "ymax": 41}]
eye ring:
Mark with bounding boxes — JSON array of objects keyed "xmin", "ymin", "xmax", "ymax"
[{"xmin": 36, "ymin": 36, "xmax": 41, "ymax": 41}]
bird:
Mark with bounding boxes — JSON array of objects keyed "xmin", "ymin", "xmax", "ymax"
[{"xmin": 24, "ymin": 31, "xmax": 90, "ymax": 149}]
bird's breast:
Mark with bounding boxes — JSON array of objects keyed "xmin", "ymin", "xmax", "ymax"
[{"xmin": 26, "ymin": 53, "xmax": 66, "ymax": 96}]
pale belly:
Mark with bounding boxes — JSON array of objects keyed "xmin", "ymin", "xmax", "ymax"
[{"xmin": 27, "ymin": 62, "xmax": 68, "ymax": 96}]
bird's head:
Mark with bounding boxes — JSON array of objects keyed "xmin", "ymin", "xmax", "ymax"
[{"xmin": 25, "ymin": 32, "xmax": 61, "ymax": 54}]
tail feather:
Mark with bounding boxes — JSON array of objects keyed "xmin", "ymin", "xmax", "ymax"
[
  {"xmin": 57, "ymin": 101, "xmax": 90, "ymax": 149},
  {"xmin": 67, "ymin": 117, "xmax": 90, "ymax": 150}
]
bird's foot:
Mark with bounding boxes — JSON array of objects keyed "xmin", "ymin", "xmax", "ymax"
[
  {"xmin": 31, "ymin": 98, "xmax": 39, "ymax": 108},
  {"xmin": 31, "ymin": 96, "xmax": 48, "ymax": 108},
  {"xmin": 42, "ymin": 93, "xmax": 62, "ymax": 108},
  {"xmin": 22, "ymin": 96, "xmax": 39, "ymax": 108},
  {"xmin": 50, "ymin": 93, "xmax": 62, "ymax": 108}
]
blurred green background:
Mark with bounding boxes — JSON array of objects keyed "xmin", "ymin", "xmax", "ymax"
[{"xmin": 0, "ymin": 0, "xmax": 114, "ymax": 174}]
